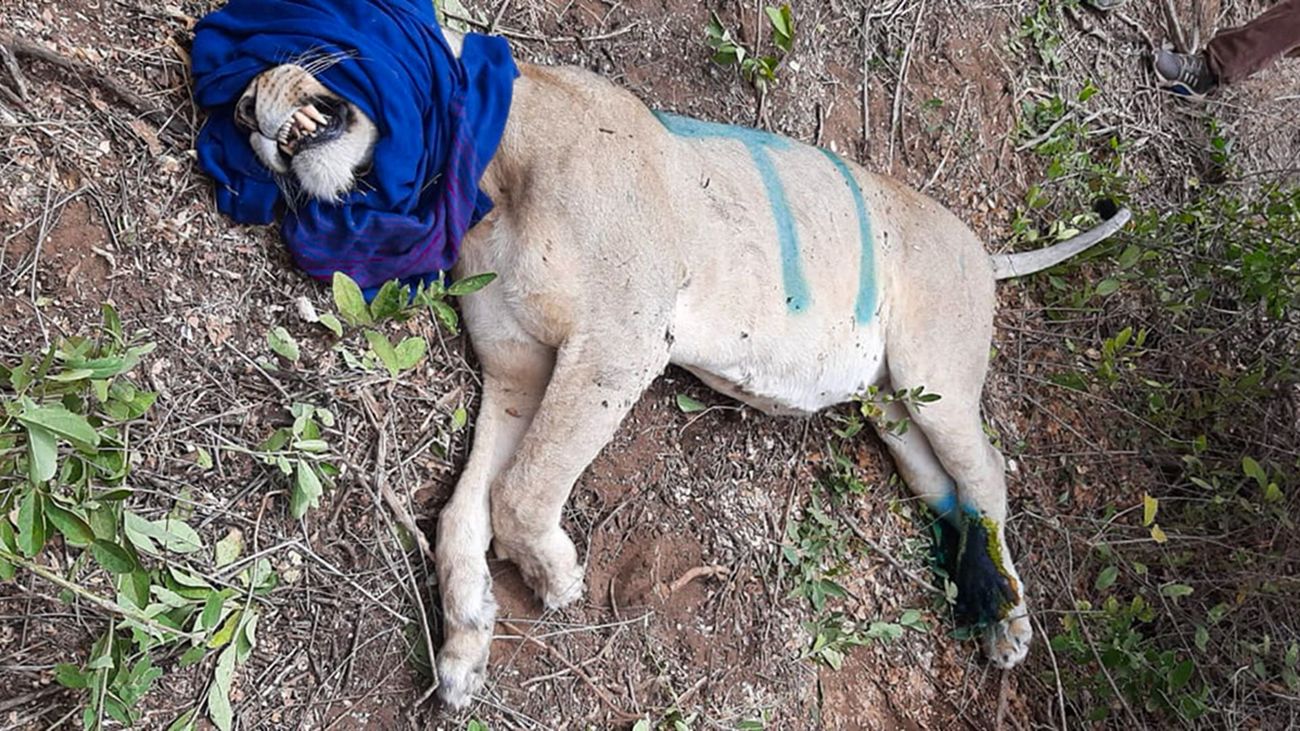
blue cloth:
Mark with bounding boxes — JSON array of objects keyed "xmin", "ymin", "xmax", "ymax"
[{"xmin": 191, "ymin": 0, "xmax": 517, "ymax": 294}]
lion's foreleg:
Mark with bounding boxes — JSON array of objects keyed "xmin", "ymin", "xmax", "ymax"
[
  {"xmin": 435, "ymin": 337, "xmax": 555, "ymax": 709},
  {"xmin": 488, "ymin": 329, "xmax": 669, "ymax": 608}
]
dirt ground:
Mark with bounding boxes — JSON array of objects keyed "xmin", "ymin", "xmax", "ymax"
[{"xmin": 1, "ymin": 0, "xmax": 1297, "ymax": 729}]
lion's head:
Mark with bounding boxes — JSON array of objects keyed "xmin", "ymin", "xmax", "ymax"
[{"xmin": 234, "ymin": 60, "xmax": 378, "ymax": 203}]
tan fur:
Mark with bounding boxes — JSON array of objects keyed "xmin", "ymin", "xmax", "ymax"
[{"xmin": 238, "ymin": 44, "xmax": 1128, "ymax": 711}]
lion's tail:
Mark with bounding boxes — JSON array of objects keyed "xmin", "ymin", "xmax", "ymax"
[{"xmin": 989, "ymin": 202, "xmax": 1132, "ymax": 281}]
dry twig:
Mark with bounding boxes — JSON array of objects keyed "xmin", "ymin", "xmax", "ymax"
[
  {"xmin": 887, "ymin": 0, "xmax": 927, "ymax": 172},
  {"xmin": 0, "ymin": 32, "xmax": 156, "ymax": 116},
  {"xmin": 500, "ymin": 620, "xmax": 641, "ymax": 723}
]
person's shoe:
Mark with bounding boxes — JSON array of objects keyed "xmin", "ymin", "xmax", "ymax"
[{"xmin": 1153, "ymin": 49, "xmax": 1218, "ymax": 100}]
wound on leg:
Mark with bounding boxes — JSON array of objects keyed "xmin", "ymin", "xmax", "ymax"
[{"xmin": 940, "ymin": 510, "xmax": 1021, "ymax": 627}]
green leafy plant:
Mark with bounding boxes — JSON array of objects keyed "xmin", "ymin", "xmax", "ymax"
[
  {"xmin": 1050, "ymin": 593, "xmax": 1209, "ymax": 722},
  {"xmin": 0, "ymin": 305, "xmax": 271, "ymax": 730},
  {"xmin": 783, "ymin": 491, "xmax": 852, "ymax": 612},
  {"xmin": 705, "ymin": 5, "xmax": 795, "ymax": 95},
  {"xmin": 802, "ymin": 611, "xmax": 927, "ymax": 670},
  {"xmin": 323, "ymin": 271, "xmax": 496, "ymax": 377},
  {"xmin": 675, "ymin": 393, "xmax": 707, "ymax": 413},
  {"xmin": 255, "ymin": 402, "xmax": 339, "ymax": 519},
  {"xmin": 833, "ymin": 384, "xmax": 940, "ymax": 439}
]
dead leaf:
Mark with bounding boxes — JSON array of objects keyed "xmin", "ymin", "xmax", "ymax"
[{"xmin": 129, "ymin": 119, "xmax": 163, "ymax": 156}]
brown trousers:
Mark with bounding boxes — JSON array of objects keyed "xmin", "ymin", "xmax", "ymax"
[{"xmin": 1207, "ymin": 0, "xmax": 1300, "ymax": 84}]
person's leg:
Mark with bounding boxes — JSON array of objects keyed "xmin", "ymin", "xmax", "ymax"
[
  {"xmin": 1206, "ymin": 0, "xmax": 1300, "ymax": 84},
  {"xmin": 1155, "ymin": 0, "xmax": 1300, "ymax": 99}
]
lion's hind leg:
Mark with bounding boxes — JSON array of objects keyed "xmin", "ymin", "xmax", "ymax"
[{"xmin": 874, "ymin": 352, "xmax": 1032, "ymax": 668}]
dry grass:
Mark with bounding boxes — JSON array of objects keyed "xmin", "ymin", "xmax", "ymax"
[{"xmin": 0, "ymin": 0, "xmax": 1297, "ymax": 729}]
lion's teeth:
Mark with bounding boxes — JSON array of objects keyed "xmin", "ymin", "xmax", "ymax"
[
  {"xmin": 294, "ymin": 111, "xmax": 316, "ymax": 133},
  {"xmin": 303, "ymin": 105, "xmax": 328, "ymax": 125}
]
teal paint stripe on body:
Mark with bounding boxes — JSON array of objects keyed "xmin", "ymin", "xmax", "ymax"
[
  {"xmin": 654, "ymin": 112, "xmax": 811, "ymax": 313},
  {"xmin": 819, "ymin": 149, "xmax": 877, "ymax": 324}
]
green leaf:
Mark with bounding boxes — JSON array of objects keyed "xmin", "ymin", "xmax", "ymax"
[
  {"xmin": 17, "ymin": 403, "xmax": 101, "ymax": 448},
  {"xmin": 865, "ymin": 622, "xmax": 904, "ymax": 642},
  {"xmin": 16, "ymin": 491, "xmax": 46, "ymax": 557},
  {"xmin": 318, "ymin": 313, "xmax": 344, "ymax": 338},
  {"xmin": 236, "ymin": 609, "xmax": 258, "ymax": 660},
  {"xmin": 395, "ymin": 337, "xmax": 427, "ymax": 371},
  {"xmin": 166, "ymin": 708, "xmax": 198, "ymax": 731},
  {"xmin": 207, "ymin": 645, "xmax": 237, "ymax": 731},
  {"xmin": 55, "ymin": 663, "xmax": 89, "ymax": 689},
  {"xmin": 48, "ymin": 368, "xmax": 96, "ymax": 382},
  {"xmin": 1194, "ymin": 624, "xmax": 1209, "ymax": 651},
  {"xmin": 332, "ymin": 272, "xmax": 372, "ymax": 326},
  {"xmin": 447, "ymin": 272, "xmax": 497, "ymax": 296},
  {"xmin": 1241, "ymin": 456, "xmax": 1267, "ymax": 487},
  {"xmin": 676, "ymin": 394, "xmax": 706, "ymax": 413},
  {"xmin": 1094, "ymin": 278, "xmax": 1121, "ymax": 296},
  {"xmin": 1264, "ymin": 482, "xmax": 1284, "ymax": 503},
  {"xmin": 45, "ymin": 503, "xmax": 95, "ymax": 546},
  {"xmin": 168, "ymin": 568, "xmax": 213, "ymax": 593},
  {"xmin": 451, "ymin": 406, "xmax": 468, "ymax": 433},
  {"xmin": 91, "ymin": 539, "xmax": 137, "ymax": 574},
  {"xmin": 154, "ymin": 518, "xmax": 204, "ymax": 554},
  {"xmin": 215, "ymin": 529, "xmax": 244, "ymax": 568},
  {"xmin": 118, "ymin": 570, "xmax": 151, "ymax": 609},
  {"xmin": 102, "ymin": 302, "xmax": 124, "ymax": 344},
  {"xmin": 1150, "ymin": 524, "xmax": 1168, "ymax": 543},
  {"xmin": 1116, "ymin": 243, "xmax": 1141, "ymax": 269},
  {"xmin": 25, "ymin": 424, "xmax": 58, "ymax": 483},
  {"xmin": 1169, "ymin": 659, "xmax": 1195, "ymax": 690},
  {"xmin": 1095, "ymin": 565, "xmax": 1119, "ymax": 591},
  {"xmin": 0, "ymin": 519, "xmax": 16, "ymax": 553},
  {"xmin": 369, "ymin": 280, "xmax": 408, "ymax": 321},
  {"xmin": 899, "ymin": 608, "xmax": 929, "ymax": 631},
  {"xmin": 292, "ymin": 439, "xmax": 329, "ymax": 453},
  {"xmin": 428, "ymin": 299, "xmax": 459, "ymax": 334},
  {"xmin": 765, "ymin": 5, "xmax": 794, "ymax": 51},
  {"xmin": 123, "ymin": 511, "xmax": 159, "ymax": 554},
  {"xmin": 202, "ymin": 592, "xmax": 226, "ymax": 631},
  {"xmin": 291, "ymin": 460, "xmax": 324, "ymax": 519},
  {"xmin": 178, "ymin": 645, "xmax": 207, "ymax": 669},
  {"xmin": 258, "ymin": 428, "xmax": 290, "ymax": 454},
  {"xmin": 1161, "ymin": 583, "xmax": 1194, "ymax": 599},
  {"xmin": 1142, "ymin": 493, "xmax": 1158, "ymax": 527},
  {"xmin": 266, "ymin": 327, "xmax": 300, "ymax": 362},
  {"xmin": 208, "ymin": 609, "xmax": 243, "ymax": 650},
  {"xmin": 152, "ymin": 584, "xmax": 190, "ymax": 609},
  {"xmin": 365, "ymin": 330, "xmax": 402, "ymax": 378}
]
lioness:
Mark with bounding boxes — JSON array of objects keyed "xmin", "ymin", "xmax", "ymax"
[{"xmin": 229, "ymin": 31, "xmax": 1127, "ymax": 709}]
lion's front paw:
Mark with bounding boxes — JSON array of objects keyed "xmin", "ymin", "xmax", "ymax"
[
  {"xmin": 498, "ymin": 529, "xmax": 586, "ymax": 610},
  {"xmin": 437, "ymin": 646, "xmax": 487, "ymax": 709},
  {"xmin": 538, "ymin": 560, "xmax": 585, "ymax": 609},
  {"xmin": 984, "ymin": 607, "xmax": 1033, "ymax": 669}
]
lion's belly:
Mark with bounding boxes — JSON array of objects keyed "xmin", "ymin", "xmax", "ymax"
[
  {"xmin": 676, "ymin": 322, "xmax": 888, "ymax": 416},
  {"xmin": 660, "ymin": 115, "xmax": 893, "ymax": 415}
]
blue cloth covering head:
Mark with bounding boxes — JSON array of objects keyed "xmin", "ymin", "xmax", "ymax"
[{"xmin": 191, "ymin": 0, "xmax": 518, "ymax": 294}]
